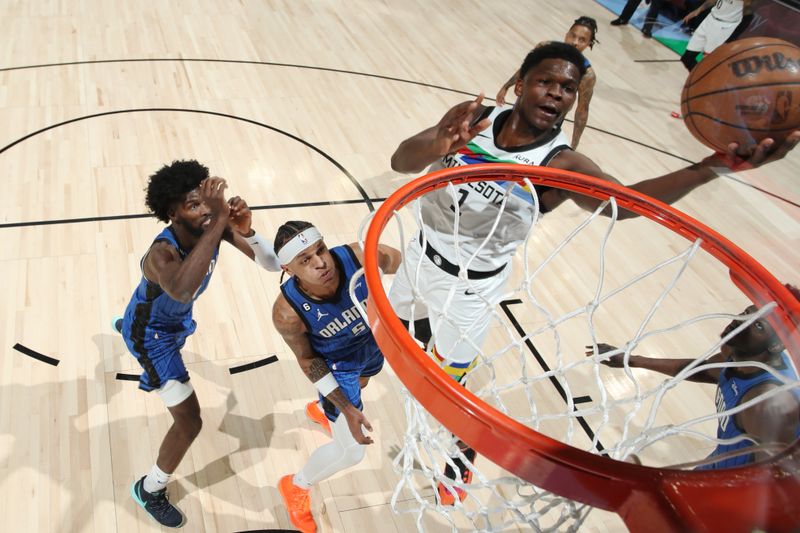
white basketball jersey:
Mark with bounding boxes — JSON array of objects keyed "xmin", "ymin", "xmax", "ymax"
[
  {"xmin": 711, "ymin": 0, "xmax": 743, "ymax": 23},
  {"xmin": 420, "ymin": 106, "xmax": 570, "ymax": 271}
]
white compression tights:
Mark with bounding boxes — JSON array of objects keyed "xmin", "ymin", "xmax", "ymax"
[{"xmin": 293, "ymin": 412, "xmax": 366, "ymax": 488}]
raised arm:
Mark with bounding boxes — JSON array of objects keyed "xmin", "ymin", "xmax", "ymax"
[
  {"xmin": 391, "ymin": 94, "xmax": 492, "ymax": 174},
  {"xmin": 222, "ymin": 195, "xmax": 281, "ymax": 271},
  {"xmin": 272, "ymin": 295, "xmax": 374, "ymax": 444},
  {"xmin": 547, "ymin": 132, "xmax": 800, "ymax": 219},
  {"xmin": 144, "ymin": 177, "xmax": 229, "ymax": 303},
  {"xmin": 348, "ymin": 242, "xmax": 402, "ymax": 275},
  {"xmin": 495, "ymin": 68, "xmax": 521, "ymax": 107},
  {"xmin": 586, "ymin": 343, "xmax": 723, "ymax": 383},
  {"xmin": 570, "ymin": 67, "xmax": 596, "ymax": 149}
]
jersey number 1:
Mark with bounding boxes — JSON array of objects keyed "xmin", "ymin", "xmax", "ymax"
[{"xmin": 449, "ymin": 189, "xmax": 469, "ymax": 213}]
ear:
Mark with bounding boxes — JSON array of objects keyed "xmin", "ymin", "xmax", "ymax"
[
  {"xmin": 167, "ymin": 205, "xmax": 178, "ymax": 223},
  {"xmin": 514, "ymin": 77, "xmax": 524, "ymax": 98},
  {"xmin": 281, "ymin": 265, "xmax": 293, "ymax": 277}
]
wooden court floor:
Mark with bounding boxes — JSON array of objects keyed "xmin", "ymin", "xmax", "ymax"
[{"xmin": 1, "ymin": 1, "xmax": 797, "ymax": 532}]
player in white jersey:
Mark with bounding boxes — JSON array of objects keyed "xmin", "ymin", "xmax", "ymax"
[
  {"xmin": 681, "ymin": 0, "xmax": 750, "ymax": 71},
  {"xmin": 389, "ymin": 41, "xmax": 800, "ymax": 505}
]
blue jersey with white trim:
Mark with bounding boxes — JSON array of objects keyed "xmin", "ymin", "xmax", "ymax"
[
  {"xmin": 280, "ymin": 245, "xmax": 373, "ymax": 362},
  {"xmin": 123, "ymin": 226, "xmax": 219, "ymax": 335},
  {"xmin": 697, "ymin": 351, "xmax": 800, "ymax": 470}
]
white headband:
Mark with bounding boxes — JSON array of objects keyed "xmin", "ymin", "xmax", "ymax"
[{"xmin": 277, "ymin": 227, "xmax": 323, "ymax": 265}]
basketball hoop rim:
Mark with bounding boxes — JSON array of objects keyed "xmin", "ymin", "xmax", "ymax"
[{"xmin": 363, "ymin": 164, "xmax": 800, "ymax": 531}]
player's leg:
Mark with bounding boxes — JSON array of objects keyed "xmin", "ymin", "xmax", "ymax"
[
  {"xmin": 126, "ymin": 331, "xmax": 196, "ymax": 528},
  {"xmin": 281, "ymin": 354, "xmax": 377, "ymax": 533},
  {"xmin": 389, "ymin": 238, "xmax": 432, "ymax": 345},
  {"xmin": 681, "ymin": 20, "xmax": 708, "ymax": 71},
  {"xmin": 424, "ymin": 268, "xmax": 510, "ymax": 504},
  {"xmin": 611, "ymin": 0, "xmax": 643, "ymax": 25},
  {"xmin": 701, "ymin": 19, "xmax": 739, "ymax": 55}
]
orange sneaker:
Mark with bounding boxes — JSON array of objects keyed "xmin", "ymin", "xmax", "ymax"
[
  {"xmin": 436, "ymin": 464, "xmax": 473, "ymax": 505},
  {"xmin": 436, "ymin": 481, "xmax": 465, "ymax": 505},
  {"xmin": 278, "ymin": 474, "xmax": 316, "ymax": 533},
  {"xmin": 305, "ymin": 401, "xmax": 331, "ymax": 435}
]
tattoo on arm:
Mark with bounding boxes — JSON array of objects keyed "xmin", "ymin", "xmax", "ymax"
[{"xmin": 307, "ymin": 357, "xmax": 331, "ymax": 381}]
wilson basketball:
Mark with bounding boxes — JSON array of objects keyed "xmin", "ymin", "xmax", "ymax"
[{"xmin": 680, "ymin": 37, "xmax": 800, "ymax": 154}]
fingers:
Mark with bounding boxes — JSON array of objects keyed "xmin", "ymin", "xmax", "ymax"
[{"xmin": 785, "ymin": 283, "xmax": 800, "ymax": 302}]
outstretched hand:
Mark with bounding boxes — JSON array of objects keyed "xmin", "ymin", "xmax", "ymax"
[
  {"xmin": 585, "ymin": 343, "xmax": 627, "ymax": 368},
  {"xmin": 343, "ymin": 408, "xmax": 374, "ymax": 445},
  {"xmin": 434, "ymin": 93, "xmax": 492, "ymax": 157},
  {"xmin": 708, "ymin": 130, "xmax": 800, "ymax": 172}
]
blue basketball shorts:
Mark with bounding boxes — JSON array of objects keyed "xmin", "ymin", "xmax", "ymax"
[
  {"xmin": 122, "ymin": 320, "xmax": 195, "ymax": 392},
  {"xmin": 320, "ymin": 340, "xmax": 384, "ymax": 422}
]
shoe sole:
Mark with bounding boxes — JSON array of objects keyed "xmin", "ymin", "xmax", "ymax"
[
  {"xmin": 305, "ymin": 403, "xmax": 331, "ymax": 435},
  {"xmin": 130, "ymin": 481, "xmax": 187, "ymax": 528}
]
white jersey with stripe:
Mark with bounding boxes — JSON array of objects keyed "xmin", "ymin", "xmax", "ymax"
[
  {"xmin": 711, "ymin": 0, "xmax": 743, "ymax": 23},
  {"xmin": 420, "ymin": 106, "xmax": 570, "ymax": 271}
]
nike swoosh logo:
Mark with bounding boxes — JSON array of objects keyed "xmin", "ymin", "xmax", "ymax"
[{"xmin": 464, "ymin": 289, "xmax": 476, "ymax": 296}]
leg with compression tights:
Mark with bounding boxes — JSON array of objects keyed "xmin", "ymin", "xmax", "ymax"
[{"xmin": 293, "ymin": 413, "xmax": 367, "ymax": 487}]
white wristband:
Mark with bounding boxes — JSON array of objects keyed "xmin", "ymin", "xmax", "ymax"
[
  {"xmin": 243, "ymin": 231, "xmax": 281, "ymax": 272},
  {"xmin": 313, "ymin": 373, "xmax": 339, "ymax": 397}
]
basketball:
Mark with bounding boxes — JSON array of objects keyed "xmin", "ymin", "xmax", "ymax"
[{"xmin": 680, "ymin": 37, "xmax": 800, "ymax": 154}]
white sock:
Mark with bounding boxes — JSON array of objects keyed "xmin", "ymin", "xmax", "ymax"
[{"xmin": 143, "ymin": 463, "xmax": 171, "ymax": 493}]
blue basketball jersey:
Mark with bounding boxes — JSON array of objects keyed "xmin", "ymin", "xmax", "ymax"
[
  {"xmin": 697, "ymin": 351, "xmax": 800, "ymax": 470},
  {"xmin": 280, "ymin": 245, "xmax": 372, "ymax": 362},
  {"xmin": 123, "ymin": 226, "xmax": 219, "ymax": 337}
]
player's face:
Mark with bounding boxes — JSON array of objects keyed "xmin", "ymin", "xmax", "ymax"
[
  {"xmin": 171, "ymin": 188, "xmax": 212, "ymax": 238},
  {"xmin": 564, "ymin": 24, "xmax": 592, "ymax": 52},
  {"xmin": 721, "ymin": 305, "xmax": 781, "ymax": 357},
  {"xmin": 288, "ymin": 240, "xmax": 338, "ymax": 288},
  {"xmin": 515, "ymin": 58, "xmax": 581, "ymax": 131}
]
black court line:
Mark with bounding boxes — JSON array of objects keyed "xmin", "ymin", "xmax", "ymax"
[
  {"xmin": 0, "ymin": 57, "xmax": 794, "ymax": 218},
  {"xmin": 115, "ymin": 373, "xmax": 140, "ymax": 381},
  {"xmin": 229, "ymin": 355, "xmax": 279, "ymax": 375},
  {"xmin": 573, "ymin": 395, "xmax": 593, "ymax": 404},
  {"xmin": 499, "ymin": 300, "xmax": 604, "ymax": 452},
  {"xmin": 0, "ymin": 107, "xmax": 374, "ymax": 212},
  {"xmin": 633, "ymin": 59, "xmax": 682, "ymax": 63},
  {"xmin": 0, "ymin": 197, "xmax": 387, "ymax": 230},
  {"xmin": 13, "ymin": 343, "xmax": 59, "ymax": 366}
]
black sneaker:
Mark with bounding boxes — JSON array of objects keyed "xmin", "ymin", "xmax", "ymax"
[
  {"xmin": 131, "ymin": 476, "xmax": 186, "ymax": 528},
  {"xmin": 112, "ymin": 316, "xmax": 123, "ymax": 334},
  {"xmin": 610, "ymin": 18, "xmax": 628, "ymax": 26}
]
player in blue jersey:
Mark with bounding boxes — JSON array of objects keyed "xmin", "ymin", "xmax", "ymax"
[
  {"xmin": 588, "ymin": 285, "xmax": 800, "ymax": 470},
  {"xmin": 271, "ymin": 220, "xmax": 400, "ymax": 533},
  {"xmin": 115, "ymin": 160, "xmax": 281, "ymax": 528}
]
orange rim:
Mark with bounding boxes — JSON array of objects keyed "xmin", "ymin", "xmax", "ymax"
[{"xmin": 363, "ymin": 164, "xmax": 800, "ymax": 533}]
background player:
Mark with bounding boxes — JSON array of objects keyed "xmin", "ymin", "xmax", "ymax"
[
  {"xmin": 116, "ymin": 160, "xmax": 280, "ymax": 528},
  {"xmin": 587, "ymin": 284, "xmax": 800, "ymax": 469},
  {"xmin": 495, "ymin": 16, "xmax": 599, "ymax": 149},
  {"xmin": 271, "ymin": 221, "xmax": 400, "ymax": 533},
  {"xmin": 389, "ymin": 42, "xmax": 800, "ymax": 502},
  {"xmin": 681, "ymin": 0, "xmax": 750, "ymax": 71}
]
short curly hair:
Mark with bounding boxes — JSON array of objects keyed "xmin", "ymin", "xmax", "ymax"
[
  {"xmin": 145, "ymin": 160, "xmax": 209, "ymax": 223},
  {"xmin": 520, "ymin": 41, "xmax": 587, "ymax": 80}
]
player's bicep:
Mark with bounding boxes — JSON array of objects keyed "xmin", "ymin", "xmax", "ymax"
[
  {"xmin": 545, "ymin": 151, "xmax": 619, "ymax": 212},
  {"xmin": 738, "ymin": 387, "xmax": 800, "ymax": 445},
  {"xmin": 577, "ymin": 71, "xmax": 596, "ymax": 109},
  {"xmin": 144, "ymin": 243, "xmax": 184, "ymax": 296}
]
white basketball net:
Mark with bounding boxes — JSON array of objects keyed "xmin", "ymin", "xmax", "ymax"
[{"xmin": 357, "ymin": 177, "xmax": 800, "ymax": 532}]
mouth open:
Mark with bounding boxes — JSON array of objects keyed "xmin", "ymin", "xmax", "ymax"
[{"xmin": 539, "ymin": 104, "xmax": 559, "ymax": 118}]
